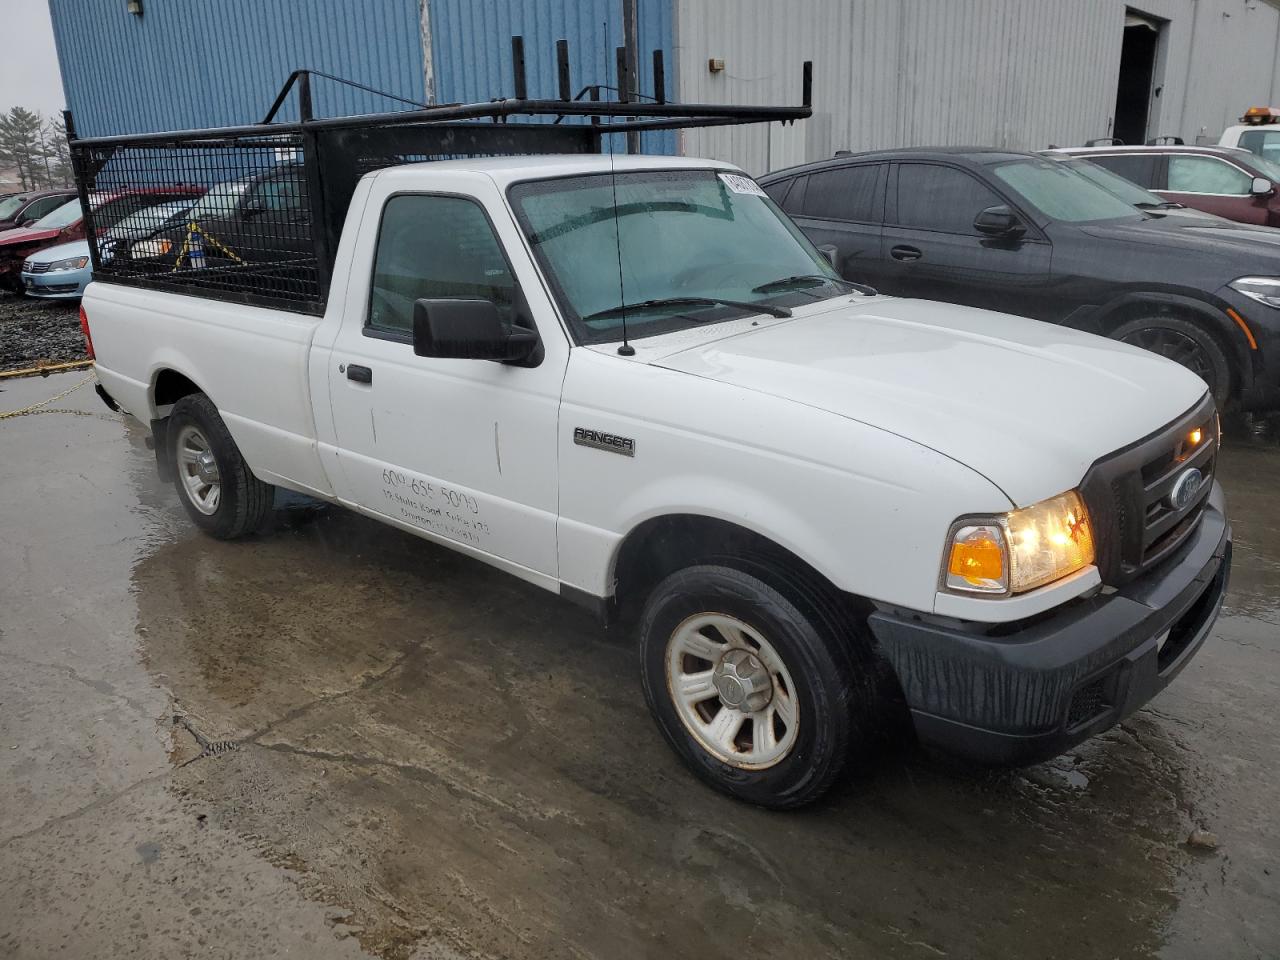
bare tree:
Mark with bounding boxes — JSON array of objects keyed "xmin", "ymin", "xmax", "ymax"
[{"xmin": 44, "ymin": 117, "xmax": 72, "ymax": 187}]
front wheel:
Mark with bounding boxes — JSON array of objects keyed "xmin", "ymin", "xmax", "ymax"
[
  {"xmin": 638, "ymin": 564, "xmax": 862, "ymax": 809},
  {"xmin": 1111, "ymin": 315, "xmax": 1233, "ymax": 407},
  {"xmin": 167, "ymin": 392, "xmax": 274, "ymax": 539}
]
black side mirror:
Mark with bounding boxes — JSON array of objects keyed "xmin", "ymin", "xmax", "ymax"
[
  {"xmin": 412, "ymin": 298, "xmax": 539, "ymax": 364},
  {"xmin": 974, "ymin": 204, "xmax": 1026, "ymax": 239},
  {"xmin": 817, "ymin": 244, "xmax": 839, "ymax": 268},
  {"xmin": 241, "ymin": 196, "xmax": 268, "ymax": 219}
]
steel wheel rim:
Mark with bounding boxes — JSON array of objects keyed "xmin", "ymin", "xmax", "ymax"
[
  {"xmin": 665, "ymin": 612, "xmax": 800, "ymax": 770},
  {"xmin": 1121, "ymin": 327, "xmax": 1215, "ymax": 386},
  {"xmin": 175, "ymin": 424, "xmax": 221, "ymax": 515}
]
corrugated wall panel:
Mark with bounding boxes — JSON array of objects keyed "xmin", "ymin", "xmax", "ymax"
[
  {"xmin": 426, "ymin": 0, "xmax": 675, "ymax": 152},
  {"xmin": 49, "ymin": 0, "xmax": 426, "ymax": 136},
  {"xmin": 674, "ymin": 0, "xmax": 1123, "ymax": 175}
]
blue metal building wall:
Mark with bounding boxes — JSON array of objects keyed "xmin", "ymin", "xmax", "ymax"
[
  {"xmin": 48, "ymin": 0, "xmax": 427, "ymax": 136},
  {"xmin": 426, "ymin": 0, "xmax": 675, "ymax": 152}
]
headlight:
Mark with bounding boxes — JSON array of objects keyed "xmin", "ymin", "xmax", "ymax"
[
  {"xmin": 47, "ymin": 256, "xmax": 89, "ymax": 272},
  {"xmin": 1229, "ymin": 276, "xmax": 1280, "ymax": 309},
  {"xmin": 131, "ymin": 238, "xmax": 172, "ymax": 259},
  {"xmin": 943, "ymin": 490, "xmax": 1095, "ymax": 596}
]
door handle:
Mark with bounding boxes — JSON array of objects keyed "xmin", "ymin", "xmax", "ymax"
[
  {"xmin": 890, "ymin": 245, "xmax": 923, "ymax": 262},
  {"xmin": 346, "ymin": 364, "xmax": 373, "ymax": 384}
]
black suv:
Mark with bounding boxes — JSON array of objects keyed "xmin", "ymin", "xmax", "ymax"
[{"xmin": 759, "ymin": 149, "xmax": 1280, "ymax": 409}]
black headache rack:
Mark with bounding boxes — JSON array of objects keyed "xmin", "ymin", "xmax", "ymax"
[{"xmin": 68, "ymin": 38, "xmax": 813, "ymax": 316}]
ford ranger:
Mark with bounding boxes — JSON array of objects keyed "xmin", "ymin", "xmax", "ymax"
[{"xmin": 74, "ymin": 70, "xmax": 1230, "ymax": 809}]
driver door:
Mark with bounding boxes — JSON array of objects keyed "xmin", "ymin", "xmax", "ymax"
[{"xmin": 324, "ymin": 183, "xmax": 568, "ymax": 582}]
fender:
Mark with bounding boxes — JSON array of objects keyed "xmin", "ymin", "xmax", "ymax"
[{"xmin": 1070, "ymin": 290, "xmax": 1254, "ymax": 386}]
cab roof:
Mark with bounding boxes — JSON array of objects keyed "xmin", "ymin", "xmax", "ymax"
[{"xmin": 375, "ymin": 153, "xmax": 740, "ymax": 188}]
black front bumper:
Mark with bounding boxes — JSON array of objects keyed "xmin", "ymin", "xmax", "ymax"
[{"xmin": 868, "ymin": 483, "xmax": 1231, "ymax": 765}]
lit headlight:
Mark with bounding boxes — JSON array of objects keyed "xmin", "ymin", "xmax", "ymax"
[
  {"xmin": 131, "ymin": 238, "xmax": 172, "ymax": 259},
  {"xmin": 944, "ymin": 490, "xmax": 1095, "ymax": 596},
  {"xmin": 47, "ymin": 256, "xmax": 89, "ymax": 272},
  {"xmin": 1229, "ymin": 276, "xmax": 1280, "ymax": 309}
]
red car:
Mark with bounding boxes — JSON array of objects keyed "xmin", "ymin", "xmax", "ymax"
[
  {"xmin": 0, "ymin": 189, "xmax": 77, "ymax": 231},
  {"xmin": 0, "ymin": 188, "xmax": 203, "ymax": 291},
  {"xmin": 1059, "ymin": 144, "xmax": 1280, "ymax": 227}
]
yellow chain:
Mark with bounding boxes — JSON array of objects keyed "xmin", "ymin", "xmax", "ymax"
[
  {"xmin": 0, "ymin": 374, "xmax": 95, "ymax": 421},
  {"xmin": 171, "ymin": 220, "xmax": 245, "ymax": 273}
]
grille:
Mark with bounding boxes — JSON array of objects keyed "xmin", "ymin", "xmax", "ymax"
[
  {"xmin": 24, "ymin": 260, "xmax": 51, "ymax": 274},
  {"xmin": 1066, "ymin": 675, "xmax": 1111, "ymax": 729},
  {"xmin": 1081, "ymin": 395, "xmax": 1217, "ymax": 585}
]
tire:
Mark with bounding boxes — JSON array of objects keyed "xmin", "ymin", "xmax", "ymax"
[
  {"xmin": 638, "ymin": 563, "xmax": 863, "ymax": 809},
  {"xmin": 167, "ymin": 392, "xmax": 274, "ymax": 539},
  {"xmin": 1111, "ymin": 314, "xmax": 1233, "ymax": 407}
]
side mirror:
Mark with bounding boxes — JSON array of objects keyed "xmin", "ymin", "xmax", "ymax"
[
  {"xmin": 817, "ymin": 244, "xmax": 839, "ymax": 268},
  {"xmin": 974, "ymin": 204, "xmax": 1026, "ymax": 239},
  {"xmin": 412, "ymin": 298, "xmax": 538, "ymax": 364},
  {"xmin": 1251, "ymin": 176, "xmax": 1274, "ymax": 197},
  {"xmin": 241, "ymin": 196, "xmax": 268, "ymax": 219}
]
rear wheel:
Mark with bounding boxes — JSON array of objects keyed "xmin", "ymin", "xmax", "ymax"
[
  {"xmin": 168, "ymin": 393, "xmax": 274, "ymax": 539},
  {"xmin": 1111, "ymin": 315, "xmax": 1232, "ymax": 407},
  {"xmin": 638, "ymin": 564, "xmax": 863, "ymax": 809}
]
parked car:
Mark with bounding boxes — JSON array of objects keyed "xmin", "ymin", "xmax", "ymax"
[
  {"xmin": 85, "ymin": 137, "xmax": 1229, "ymax": 809},
  {"xmin": 125, "ymin": 166, "xmax": 308, "ymax": 270},
  {"xmin": 20, "ymin": 200, "xmax": 199, "ymax": 301},
  {"xmin": 1219, "ymin": 106, "xmax": 1280, "ymax": 164},
  {"xmin": 98, "ymin": 198, "xmax": 198, "ymax": 260},
  {"xmin": 1055, "ymin": 143, "xmax": 1280, "ymax": 226},
  {"xmin": 0, "ymin": 188, "xmax": 76, "ymax": 232},
  {"xmin": 20, "ymin": 239, "xmax": 91, "ymax": 299},
  {"xmin": 1040, "ymin": 151, "xmax": 1225, "ymax": 221},
  {"xmin": 760, "ymin": 148, "xmax": 1280, "ymax": 409},
  {"xmin": 0, "ymin": 188, "xmax": 203, "ymax": 291}
]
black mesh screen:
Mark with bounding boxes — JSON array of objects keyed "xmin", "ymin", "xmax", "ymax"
[{"xmin": 71, "ymin": 121, "xmax": 596, "ymax": 316}]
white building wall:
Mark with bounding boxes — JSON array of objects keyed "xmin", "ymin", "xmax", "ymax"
[{"xmin": 673, "ymin": 0, "xmax": 1280, "ymax": 175}]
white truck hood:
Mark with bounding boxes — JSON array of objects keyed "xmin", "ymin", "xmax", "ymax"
[{"xmin": 648, "ymin": 297, "xmax": 1208, "ymax": 507}]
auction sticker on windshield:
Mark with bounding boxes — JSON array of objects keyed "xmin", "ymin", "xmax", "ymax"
[{"xmin": 719, "ymin": 173, "xmax": 767, "ymax": 197}]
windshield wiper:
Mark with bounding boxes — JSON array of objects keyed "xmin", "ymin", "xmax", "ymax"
[
  {"xmin": 582, "ymin": 296, "xmax": 791, "ymax": 322},
  {"xmin": 1135, "ymin": 200, "xmax": 1185, "ymax": 211},
  {"xmin": 752, "ymin": 274, "xmax": 878, "ymax": 296}
]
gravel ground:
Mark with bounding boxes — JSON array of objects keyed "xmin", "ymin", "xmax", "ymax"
[{"xmin": 0, "ymin": 290, "xmax": 85, "ymax": 372}]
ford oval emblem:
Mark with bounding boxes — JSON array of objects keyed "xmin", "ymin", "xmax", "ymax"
[{"xmin": 1168, "ymin": 467, "xmax": 1204, "ymax": 511}]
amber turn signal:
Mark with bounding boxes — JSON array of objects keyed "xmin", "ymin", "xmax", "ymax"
[{"xmin": 946, "ymin": 525, "xmax": 1007, "ymax": 593}]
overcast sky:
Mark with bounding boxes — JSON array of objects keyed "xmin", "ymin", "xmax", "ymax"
[{"xmin": 0, "ymin": 0, "xmax": 67, "ymax": 118}]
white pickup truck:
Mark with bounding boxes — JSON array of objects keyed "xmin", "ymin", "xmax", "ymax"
[{"xmin": 84, "ymin": 151, "xmax": 1231, "ymax": 808}]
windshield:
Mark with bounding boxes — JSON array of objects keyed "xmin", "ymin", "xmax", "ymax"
[
  {"xmin": 1056, "ymin": 157, "xmax": 1165, "ymax": 207},
  {"xmin": 1238, "ymin": 129, "xmax": 1280, "ymax": 166},
  {"xmin": 33, "ymin": 198, "xmax": 84, "ymax": 229},
  {"xmin": 0, "ymin": 195, "xmax": 26, "ymax": 219},
  {"xmin": 1244, "ymin": 150, "xmax": 1280, "ymax": 182},
  {"xmin": 189, "ymin": 177, "xmax": 254, "ymax": 221},
  {"xmin": 508, "ymin": 169, "xmax": 840, "ymax": 344},
  {"xmin": 991, "ymin": 158, "xmax": 1142, "ymax": 222}
]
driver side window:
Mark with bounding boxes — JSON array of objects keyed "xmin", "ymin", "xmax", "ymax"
[{"xmin": 368, "ymin": 194, "xmax": 516, "ymax": 336}]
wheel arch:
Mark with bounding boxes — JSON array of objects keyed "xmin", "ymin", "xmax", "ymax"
[
  {"xmin": 152, "ymin": 368, "xmax": 205, "ymax": 414},
  {"xmin": 609, "ymin": 512, "xmax": 872, "ymax": 630},
  {"xmin": 147, "ymin": 362, "xmax": 215, "ymax": 482},
  {"xmin": 1090, "ymin": 291, "xmax": 1252, "ymax": 396}
]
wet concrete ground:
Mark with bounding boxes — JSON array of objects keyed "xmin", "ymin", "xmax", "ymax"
[{"xmin": 1, "ymin": 371, "xmax": 1277, "ymax": 959}]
